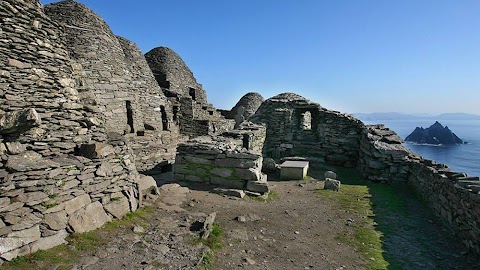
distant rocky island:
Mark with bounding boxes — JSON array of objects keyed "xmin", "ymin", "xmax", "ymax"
[{"xmin": 405, "ymin": 121, "xmax": 465, "ymax": 145}]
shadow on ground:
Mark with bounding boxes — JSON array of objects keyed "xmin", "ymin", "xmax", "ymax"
[{"xmin": 309, "ymin": 162, "xmax": 479, "ymax": 270}]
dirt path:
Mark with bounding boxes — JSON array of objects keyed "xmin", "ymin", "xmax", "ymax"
[
  {"xmin": 5, "ymin": 171, "xmax": 478, "ymax": 270},
  {"xmin": 188, "ymin": 180, "xmax": 364, "ymax": 270}
]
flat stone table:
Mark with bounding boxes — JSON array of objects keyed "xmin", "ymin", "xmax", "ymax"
[{"xmin": 280, "ymin": 160, "xmax": 309, "ymax": 180}]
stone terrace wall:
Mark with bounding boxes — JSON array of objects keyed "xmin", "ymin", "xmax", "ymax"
[
  {"xmin": 251, "ymin": 93, "xmax": 363, "ymax": 167},
  {"xmin": 175, "ymin": 125, "xmax": 268, "ymax": 193},
  {"xmin": 0, "ymin": 0, "xmax": 140, "ymax": 262},
  {"xmin": 358, "ymin": 125, "xmax": 480, "ymax": 256}
]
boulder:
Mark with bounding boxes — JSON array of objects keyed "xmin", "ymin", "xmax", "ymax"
[
  {"xmin": 262, "ymin": 158, "xmax": 279, "ymax": 173},
  {"xmin": 324, "ymin": 178, "xmax": 341, "ymax": 191},
  {"xmin": 0, "ymin": 108, "xmax": 41, "ymax": 135},
  {"xmin": 68, "ymin": 202, "xmax": 111, "ymax": 233},
  {"xmin": 246, "ymin": 181, "xmax": 269, "ymax": 193},
  {"xmin": 138, "ymin": 175, "xmax": 159, "ymax": 200},
  {"xmin": 104, "ymin": 196, "xmax": 130, "ymax": 219},
  {"xmin": 324, "ymin": 171, "xmax": 337, "ymax": 180}
]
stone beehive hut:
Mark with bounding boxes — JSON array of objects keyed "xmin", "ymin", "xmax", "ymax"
[
  {"xmin": 250, "ymin": 93, "xmax": 363, "ymax": 167},
  {"xmin": 145, "ymin": 47, "xmax": 207, "ymax": 104},
  {"xmin": 44, "ymin": 0, "xmax": 180, "ymax": 173},
  {"xmin": 221, "ymin": 92, "xmax": 265, "ymax": 127},
  {"xmin": 146, "ymin": 47, "xmax": 234, "ymax": 137},
  {"xmin": 0, "ymin": 0, "xmax": 142, "ymax": 261}
]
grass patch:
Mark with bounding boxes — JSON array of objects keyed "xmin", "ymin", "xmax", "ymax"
[
  {"xmin": 247, "ymin": 190, "xmax": 279, "ymax": 203},
  {"xmin": 314, "ymin": 166, "xmax": 404, "ymax": 270},
  {"xmin": 2, "ymin": 206, "xmax": 155, "ymax": 270},
  {"xmin": 196, "ymin": 224, "xmax": 223, "ymax": 270}
]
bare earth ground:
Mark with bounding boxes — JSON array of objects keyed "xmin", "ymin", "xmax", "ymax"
[{"xmin": 5, "ymin": 167, "xmax": 480, "ymax": 270}]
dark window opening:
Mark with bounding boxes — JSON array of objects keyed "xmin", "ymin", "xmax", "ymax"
[
  {"xmin": 136, "ymin": 130, "xmax": 145, "ymax": 136},
  {"xmin": 173, "ymin": 106, "xmax": 179, "ymax": 121},
  {"xmin": 160, "ymin": 106, "xmax": 168, "ymax": 131},
  {"xmin": 208, "ymin": 110, "xmax": 214, "ymax": 115},
  {"xmin": 126, "ymin": 101, "xmax": 134, "ymax": 133},
  {"xmin": 144, "ymin": 123, "xmax": 155, "ymax": 130},
  {"xmin": 242, "ymin": 134, "xmax": 250, "ymax": 149},
  {"xmin": 189, "ymin": 88, "xmax": 196, "ymax": 101},
  {"xmin": 301, "ymin": 111, "xmax": 312, "ymax": 130},
  {"xmin": 202, "ymin": 106, "xmax": 208, "ymax": 110}
]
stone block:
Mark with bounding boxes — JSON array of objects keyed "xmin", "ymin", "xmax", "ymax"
[
  {"xmin": 138, "ymin": 175, "xmax": 158, "ymax": 198},
  {"xmin": 236, "ymin": 168, "xmax": 261, "ymax": 181},
  {"xmin": 96, "ymin": 162, "xmax": 113, "ymax": 177},
  {"xmin": 210, "ymin": 177, "xmax": 245, "ymax": 189},
  {"xmin": 324, "ymin": 171, "xmax": 337, "ymax": 180},
  {"xmin": 324, "ymin": 178, "xmax": 341, "ymax": 191},
  {"xmin": 0, "ymin": 225, "xmax": 41, "ymax": 257},
  {"xmin": 44, "ymin": 211, "xmax": 68, "ymax": 230},
  {"xmin": 64, "ymin": 194, "xmax": 91, "ymax": 215},
  {"xmin": 30, "ymin": 230, "xmax": 67, "ymax": 253},
  {"xmin": 211, "ymin": 168, "xmax": 233, "ymax": 178},
  {"xmin": 280, "ymin": 161, "xmax": 309, "ymax": 180},
  {"xmin": 6, "ymin": 151, "xmax": 59, "ymax": 172},
  {"xmin": 211, "ymin": 188, "xmax": 245, "ymax": 198},
  {"xmin": 78, "ymin": 143, "xmax": 115, "ymax": 159},
  {"xmin": 185, "ymin": 175, "xmax": 207, "ymax": 182},
  {"xmin": 104, "ymin": 197, "xmax": 130, "ymax": 219},
  {"xmin": 246, "ymin": 181, "xmax": 269, "ymax": 193},
  {"xmin": 68, "ymin": 202, "xmax": 111, "ymax": 233}
]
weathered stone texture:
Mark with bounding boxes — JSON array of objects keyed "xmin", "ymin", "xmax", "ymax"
[
  {"xmin": 175, "ymin": 124, "xmax": 269, "ymax": 194},
  {"xmin": 0, "ymin": 0, "xmax": 141, "ymax": 262},
  {"xmin": 251, "ymin": 93, "xmax": 363, "ymax": 167}
]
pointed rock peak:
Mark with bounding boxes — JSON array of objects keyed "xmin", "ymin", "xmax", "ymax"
[{"xmin": 430, "ymin": 121, "xmax": 444, "ymax": 129}]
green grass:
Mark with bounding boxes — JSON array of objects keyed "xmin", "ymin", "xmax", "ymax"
[
  {"xmin": 247, "ymin": 190, "xmax": 279, "ymax": 203},
  {"xmin": 197, "ymin": 224, "xmax": 224, "ymax": 270},
  {"xmin": 314, "ymin": 166, "xmax": 404, "ymax": 270},
  {"xmin": 2, "ymin": 206, "xmax": 155, "ymax": 270}
]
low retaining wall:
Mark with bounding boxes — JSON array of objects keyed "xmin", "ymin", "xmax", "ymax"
[
  {"xmin": 175, "ymin": 124, "xmax": 268, "ymax": 194},
  {"xmin": 0, "ymin": 141, "xmax": 140, "ymax": 262},
  {"xmin": 358, "ymin": 124, "xmax": 480, "ymax": 255}
]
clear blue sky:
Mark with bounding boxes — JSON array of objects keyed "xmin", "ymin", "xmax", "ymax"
[{"xmin": 41, "ymin": 0, "xmax": 480, "ymax": 114}]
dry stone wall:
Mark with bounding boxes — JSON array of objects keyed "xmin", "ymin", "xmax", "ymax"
[
  {"xmin": 251, "ymin": 93, "xmax": 363, "ymax": 167},
  {"xmin": 44, "ymin": 1, "xmax": 180, "ymax": 173},
  {"xmin": 0, "ymin": 0, "xmax": 140, "ymax": 262},
  {"xmin": 358, "ymin": 124, "xmax": 480, "ymax": 256},
  {"xmin": 175, "ymin": 124, "xmax": 268, "ymax": 193}
]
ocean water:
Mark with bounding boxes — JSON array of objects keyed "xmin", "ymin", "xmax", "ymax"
[{"xmin": 363, "ymin": 119, "xmax": 480, "ymax": 177}]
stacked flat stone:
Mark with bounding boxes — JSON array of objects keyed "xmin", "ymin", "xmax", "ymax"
[
  {"xmin": 0, "ymin": 0, "xmax": 140, "ymax": 262},
  {"xmin": 145, "ymin": 47, "xmax": 234, "ymax": 138},
  {"xmin": 251, "ymin": 93, "xmax": 363, "ymax": 167},
  {"xmin": 175, "ymin": 125, "xmax": 268, "ymax": 194},
  {"xmin": 223, "ymin": 92, "xmax": 265, "ymax": 125},
  {"xmin": 358, "ymin": 124, "xmax": 412, "ymax": 182},
  {"xmin": 44, "ymin": 1, "xmax": 180, "ymax": 173}
]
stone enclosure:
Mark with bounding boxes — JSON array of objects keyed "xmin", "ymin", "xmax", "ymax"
[{"xmin": 0, "ymin": 0, "xmax": 479, "ymax": 263}]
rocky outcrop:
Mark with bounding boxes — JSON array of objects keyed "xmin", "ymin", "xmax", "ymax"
[{"xmin": 405, "ymin": 121, "xmax": 464, "ymax": 145}]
